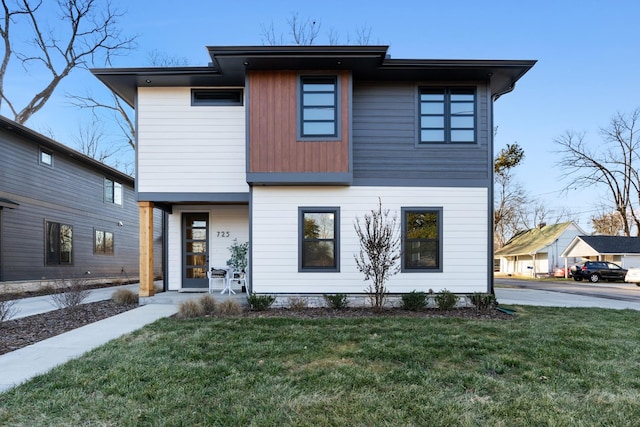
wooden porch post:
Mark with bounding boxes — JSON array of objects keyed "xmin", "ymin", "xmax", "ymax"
[{"xmin": 139, "ymin": 201, "xmax": 155, "ymax": 297}]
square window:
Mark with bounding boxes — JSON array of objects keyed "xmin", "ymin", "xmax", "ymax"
[
  {"xmin": 419, "ymin": 88, "xmax": 475, "ymax": 144},
  {"xmin": 299, "ymin": 208, "xmax": 339, "ymax": 271},
  {"xmin": 40, "ymin": 149, "xmax": 53, "ymax": 166},
  {"xmin": 402, "ymin": 208, "xmax": 442, "ymax": 271},
  {"xmin": 95, "ymin": 229, "xmax": 114, "ymax": 255}
]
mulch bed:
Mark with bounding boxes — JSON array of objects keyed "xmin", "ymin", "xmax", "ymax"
[{"xmin": 0, "ymin": 301, "xmax": 137, "ymax": 356}]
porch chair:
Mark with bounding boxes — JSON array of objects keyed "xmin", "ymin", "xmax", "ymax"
[
  {"xmin": 207, "ymin": 268, "xmax": 227, "ymax": 294},
  {"xmin": 230, "ymin": 268, "xmax": 248, "ymax": 293}
]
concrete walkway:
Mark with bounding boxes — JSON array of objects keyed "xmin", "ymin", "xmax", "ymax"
[
  {"xmin": 0, "ymin": 284, "xmax": 245, "ymax": 393},
  {"xmin": 1, "ymin": 284, "xmax": 640, "ymax": 393}
]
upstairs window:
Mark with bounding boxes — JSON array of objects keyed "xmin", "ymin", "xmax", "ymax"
[
  {"xmin": 39, "ymin": 148, "xmax": 53, "ymax": 166},
  {"xmin": 300, "ymin": 76, "xmax": 338, "ymax": 138},
  {"xmin": 104, "ymin": 178, "xmax": 123, "ymax": 205},
  {"xmin": 420, "ymin": 88, "xmax": 476, "ymax": 144},
  {"xmin": 402, "ymin": 208, "xmax": 442, "ymax": 271},
  {"xmin": 299, "ymin": 207, "xmax": 339, "ymax": 271},
  {"xmin": 191, "ymin": 89, "xmax": 243, "ymax": 106},
  {"xmin": 46, "ymin": 221, "xmax": 73, "ymax": 265}
]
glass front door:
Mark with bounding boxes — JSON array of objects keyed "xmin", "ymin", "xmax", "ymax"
[{"xmin": 182, "ymin": 213, "xmax": 209, "ymax": 288}]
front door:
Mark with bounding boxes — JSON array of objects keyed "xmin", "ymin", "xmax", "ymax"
[{"xmin": 182, "ymin": 213, "xmax": 209, "ymax": 288}]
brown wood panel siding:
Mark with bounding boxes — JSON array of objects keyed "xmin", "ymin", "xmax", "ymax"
[{"xmin": 248, "ymin": 71, "xmax": 349, "ymax": 174}]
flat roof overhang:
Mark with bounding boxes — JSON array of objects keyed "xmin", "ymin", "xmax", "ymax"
[{"xmin": 92, "ymin": 45, "xmax": 535, "ymax": 107}]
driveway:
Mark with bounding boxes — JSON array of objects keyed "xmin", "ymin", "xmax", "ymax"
[{"xmin": 494, "ymin": 277, "xmax": 640, "ymax": 310}]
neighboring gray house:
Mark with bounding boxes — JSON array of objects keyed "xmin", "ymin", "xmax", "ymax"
[
  {"xmin": 495, "ymin": 222, "xmax": 585, "ymax": 277},
  {"xmin": 561, "ymin": 235, "xmax": 640, "ymax": 269},
  {"xmin": 0, "ymin": 115, "xmax": 162, "ymax": 283},
  {"xmin": 93, "ymin": 44, "xmax": 535, "ymax": 297}
]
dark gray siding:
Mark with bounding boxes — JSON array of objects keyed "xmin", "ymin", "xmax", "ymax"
[
  {"xmin": 0, "ymin": 128, "xmax": 162, "ymax": 282},
  {"xmin": 352, "ymin": 81, "xmax": 491, "ymax": 187}
]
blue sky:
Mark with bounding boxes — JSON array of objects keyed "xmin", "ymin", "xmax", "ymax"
[{"xmin": 8, "ymin": 0, "xmax": 640, "ymax": 231}]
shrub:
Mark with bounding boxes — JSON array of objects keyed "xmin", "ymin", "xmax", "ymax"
[
  {"xmin": 401, "ymin": 291, "xmax": 427, "ymax": 311},
  {"xmin": 469, "ymin": 292, "xmax": 496, "ymax": 313},
  {"xmin": 247, "ymin": 294, "xmax": 275, "ymax": 311},
  {"xmin": 323, "ymin": 293, "xmax": 349, "ymax": 310},
  {"xmin": 198, "ymin": 294, "xmax": 218, "ymax": 315},
  {"xmin": 217, "ymin": 299, "xmax": 243, "ymax": 316},
  {"xmin": 287, "ymin": 296, "xmax": 308, "ymax": 311},
  {"xmin": 50, "ymin": 277, "xmax": 90, "ymax": 311},
  {"xmin": 435, "ymin": 289, "xmax": 459, "ymax": 310},
  {"xmin": 0, "ymin": 300, "xmax": 18, "ymax": 325},
  {"xmin": 177, "ymin": 299, "xmax": 204, "ymax": 319},
  {"xmin": 111, "ymin": 288, "xmax": 139, "ymax": 305}
]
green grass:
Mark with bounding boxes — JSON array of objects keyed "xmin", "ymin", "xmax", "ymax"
[{"xmin": 2, "ymin": 306, "xmax": 640, "ymax": 426}]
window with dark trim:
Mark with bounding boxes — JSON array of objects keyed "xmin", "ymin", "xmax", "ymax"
[
  {"xmin": 94, "ymin": 229, "xmax": 114, "ymax": 255},
  {"xmin": 299, "ymin": 207, "xmax": 339, "ymax": 271},
  {"xmin": 419, "ymin": 88, "xmax": 475, "ymax": 144},
  {"xmin": 46, "ymin": 221, "xmax": 73, "ymax": 265},
  {"xmin": 104, "ymin": 178, "xmax": 123, "ymax": 205},
  {"xmin": 39, "ymin": 148, "xmax": 53, "ymax": 166},
  {"xmin": 402, "ymin": 208, "xmax": 442, "ymax": 271},
  {"xmin": 300, "ymin": 76, "xmax": 338, "ymax": 137},
  {"xmin": 191, "ymin": 89, "xmax": 243, "ymax": 106}
]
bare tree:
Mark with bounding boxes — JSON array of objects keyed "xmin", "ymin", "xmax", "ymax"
[
  {"xmin": 0, "ymin": 0, "xmax": 136, "ymax": 124},
  {"xmin": 72, "ymin": 119, "xmax": 123, "ymax": 163},
  {"xmin": 354, "ymin": 199, "xmax": 401, "ymax": 312},
  {"xmin": 67, "ymin": 92, "xmax": 134, "ymax": 150},
  {"xmin": 261, "ymin": 12, "xmax": 374, "ymax": 46},
  {"xmin": 591, "ymin": 211, "xmax": 626, "ymax": 235},
  {"xmin": 555, "ymin": 108, "xmax": 640, "ymax": 236},
  {"xmin": 494, "ymin": 143, "xmax": 527, "ymax": 247}
]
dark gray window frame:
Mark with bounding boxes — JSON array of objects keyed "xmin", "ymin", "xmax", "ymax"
[
  {"xmin": 191, "ymin": 88, "xmax": 244, "ymax": 106},
  {"xmin": 298, "ymin": 207, "xmax": 340, "ymax": 272},
  {"xmin": 104, "ymin": 178, "xmax": 123, "ymax": 206},
  {"xmin": 297, "ymin": 75, "xmax": 341, "ymax": 141},
  {"xmin": 418, "ymin": 87, "xmax": 476, "ymax": 145},
  {"xmin": 94, "ymin": 229, "xmax": 115, "ymax": 255},
  {"xmin": 39, "ymin": 147, "xmax": 53, "ymax": 167},
  {"xmin": 401, "ymin": 207, "xmax": 443, "ymax": 272},
  {"xmin": 45, "ymin": 220, "xmax": 73, "ymax": 266}
]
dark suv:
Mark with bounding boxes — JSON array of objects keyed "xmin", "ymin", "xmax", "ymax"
[{"xmin": 570, "ymin": 261, "xmax": 627, "ymax": 283}]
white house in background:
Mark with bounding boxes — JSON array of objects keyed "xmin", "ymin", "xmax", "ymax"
[
  {"xmin": 560, "ymin": 235, "xmax": 640, "ymax": 269},
  {"xmin": 495, "ymin": 222, "xmax": 585, "ymax": 277},
  {"xmin": 92, "ymin": 45, "xmax": 535, "ymax": 297}
]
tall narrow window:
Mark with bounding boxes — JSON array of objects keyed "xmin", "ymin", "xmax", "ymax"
[
  {"xmin": 300, "ymin": 76, "xmax": 337, "ymax": 137},
  {"xmin": 95, "ymin": 230, "xmax": 114, "ymax": 255},
  {"xmin": 402, "ymin": 208, "xmax": 442, "ymax": 271},
  {"xmin": 104, "ymin": 178, "xmax": 123, "ymax": 205},
  {"xmin": 46, "ymin": 221, "xmax": 73, "ymax": 265},
  {"xmin": 420, "ymin": 88, "xmax": 475, "ymax": 144},
  {"xmin": 299, "ymin": 208, "xmax": 339, "ymax": 271}
]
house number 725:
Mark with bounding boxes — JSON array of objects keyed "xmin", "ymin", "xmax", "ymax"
[{"xmin": 217, "ymin": 231, "xmax": 230, "ymax": 237}]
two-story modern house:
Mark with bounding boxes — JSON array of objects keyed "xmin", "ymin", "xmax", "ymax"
[
  {"xmin": 92, "ymin": 45, "xmax": 535, "ymax": 298},
  {"xmin": 0, "ymin": 115, "xmax": 162, "ymax": 284}
]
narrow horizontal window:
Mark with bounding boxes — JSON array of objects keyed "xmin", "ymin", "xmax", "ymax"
[{"xmin": 191, "ymin": 89, "xmax": 243, "ymax": 106}]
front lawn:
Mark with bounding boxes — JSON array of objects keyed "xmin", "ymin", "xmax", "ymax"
[{"xmin": 1, "ymin": 306, "xmax": 640, "ymax": 426}]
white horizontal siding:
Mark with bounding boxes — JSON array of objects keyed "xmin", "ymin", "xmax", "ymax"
[
  {"xmin": 251, "ymin": 186, "xmax": 489, "ymax": 294},
  {"xmin": 137, "ymin": 87, "xmax": 248, "ymax": 194}
]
